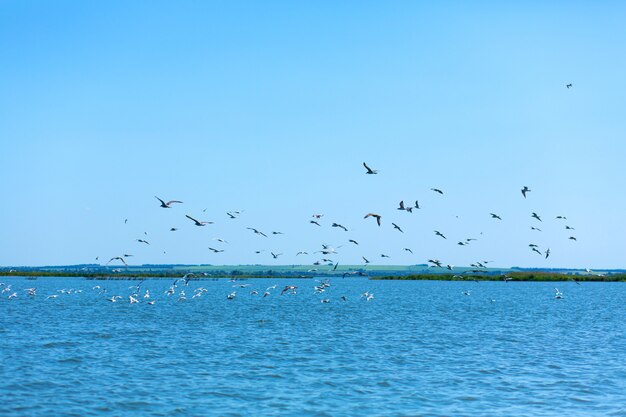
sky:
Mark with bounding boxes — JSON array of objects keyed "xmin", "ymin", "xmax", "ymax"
[{"xmin": 1, "ymin": 1, "xmax": 625, "ymax": 268}]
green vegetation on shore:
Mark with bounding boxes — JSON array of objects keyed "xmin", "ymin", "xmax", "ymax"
[
  {"xmin": 374, "ymin": 272, "xmax": 626, "ymax": 282},
  {"xmin": 1, "ymin": 268, "xmax": 625, "ymax": 282}
]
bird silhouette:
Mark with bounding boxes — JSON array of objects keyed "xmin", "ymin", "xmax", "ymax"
[
  {"xmin": 363, "ymin": 162, "xmax": 378, "ymax": 174},
  {"xmin": 185, "ymin": 215, "xmax": 213, "ymax": 226},
  {"xmin": 364, "ymin": 213, "xmax": 382, "ymax": 226},
  {"xmin": 155, "ymin": 196, "xmax": 183, "ymax": 208}
]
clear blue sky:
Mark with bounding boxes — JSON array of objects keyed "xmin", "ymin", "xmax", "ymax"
[{"xmin": 1, "ymin": 1, "xmax": 625, "ymax": 268}]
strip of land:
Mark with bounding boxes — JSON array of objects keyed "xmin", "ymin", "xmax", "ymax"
[{"xmin": 0, "ymin": 265, "xmax": 624, "ymax": 281}]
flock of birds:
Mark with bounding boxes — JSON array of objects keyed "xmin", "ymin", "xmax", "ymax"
[
  {"xmin": 4, "ymin": 151, "xmax": 586, "ymax": 303},
  {"xmin": 0, "ymin": 277, "xmax": 377, "ymax": 304},
  {"xmin": 102, "ymin": 161, "xmax": 579, "ymax": 275}
]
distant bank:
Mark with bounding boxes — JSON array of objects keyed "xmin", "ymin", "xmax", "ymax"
[{"xmin": 0, "ymin": 265, "xmax": 624, "ymax": 282}]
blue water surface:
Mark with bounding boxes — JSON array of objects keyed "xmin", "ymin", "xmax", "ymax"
[{"xmin": 0, "ymin": 277, "xmax": 625, "ymax": 416}]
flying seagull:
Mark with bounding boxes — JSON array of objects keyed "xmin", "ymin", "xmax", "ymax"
[
  {"xmin": 208, "ymin": 247, "xmax": 224, "ymax": 253},
  {"xmin": 521, "ymin": 186, "xmax": 530, "ymax": 198},
  {"xmin": 569, "ymin": 236, "xmax": 577, "ymax": 241},
  {"xmin": 531, "ymin": 226, "xmax": 542, "ymax": 232},
  {"xmin": 155, "ymin": 196, "xmax": 183, "ymax": 208},
  {"xmin": 362, "ymin": 256, "xmax": 370, "ymax": 264},
  {"xmin": 332, "ymin": 223, "xmax": 348, "ymax": 232},
  {"xmin": 531, "ymin": 212, "xmax": 542, "ymax": 222},
  {"xmin": 136, "ymin": 239, "xmax": 150, "ymax": 245},
  {"xmin": 247, "ymin": 227, "xmax": 268, "ymax": 237},
  {"xmin": 414, "ymin": 200, "xmax": 420, "ymax": 209},
  {"xmin": 434, "ymin": 230, "xmax": 447, "ymax": 239},
  {"xmin": 545, "ymin": 248, "xmax": 551, "ymax": 259},
  {"xmin": 566, "ymin": 83, "xmax": 573, "ymax": 89},
  {"xmin": 403, "ymin": 248, "xmax": 413, "ymax": 254},
  {"xmin": 348, "ymin": 239, "xmax": 359, "ymax": 245},
  {"xmin": 392, "ymin": 223, "xmax": 403, "ymax": 233},
  {"xmin": 107, "ymin": 256, "xmax": 127, "ymax": 266},
  {"xmin": 431, "ymin": 188, "xmax": 444, "ymax": 195},
  {"xmin": 490, "ymin": 213, "xmax": 502, "ymax": 220},
  {"xmin": 310, "ymin": 220, "xmax": 321, "ymax": 226},
  {"xmin": 271, "ymin": 252, "xmax": 283, "ymax": 259},
  {"xmin": 363, "ymin": 162, "xmax": 378, "ymax": 174},
  {"xmin": 556, "ymin": 215, "xmax": 567, "ymax": 220},
  {"xmin": 397, "ymin": 201, "xmax": 406, "ymax": 211},
  {"xmin": 185, "ymin": 214, "xmax": 213, "ymax": 226},
  {"xmin": 364, "ymin": 213, "xmax": 382, "ymax": 226}
]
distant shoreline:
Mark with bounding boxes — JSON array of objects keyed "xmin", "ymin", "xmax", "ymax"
[{"xmin": 1, "ymin": 271, "xmax": 624, "ymax": 282}]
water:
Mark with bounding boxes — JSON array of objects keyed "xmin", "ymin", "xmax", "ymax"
[{"xmin": 1, "ymin": 277, "xmax": 625, "ymax": 416}]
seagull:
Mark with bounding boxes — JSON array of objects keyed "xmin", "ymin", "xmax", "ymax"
[
  {"xmin": 107, "ymin": 256, "xmax": 127, "ymax": 266},
  {"xmin": 271, "ymin": 252, "xmax": 283, "ymax": 259},
  {"xmin": 565, "ymin": 225, "xmax": 575, "ymax": 230},
  {"xmin": 392, "ymin": 223, "xmax": 403, "ymax": 233},
  {"xmin": 434, "ymin": 230, "xmax": 446, "ymax": 239},
  {"xmin": 333, "ymin": 262, "xmax": 339, "ymax": 271},
  {"xmin": 136, "ymin": 239, "xmax": 150, "ymax": 245},
  {"xmin": 380, "ymin": 254, "xmax": 390, "ymax": 258},
  {"xmin": 428, "ymin": 259, "xmax": 442, "ymax": 267},
  {"xmin": 431, "ymin": 188, "xmax": 444, "ymax": 195},
  {"xmin": 457, "ymin": 241, "xmax": 468, "ymax": 246},
  {"xmin": 531, "ymin": 212, "xmax": 542, "ymax": 222},
  {"xmin": 213, "ymin": 238, "xmax": 229, "ymax": 244},
  {"xmin": 170, "ymin": 227, "xmax": 178, "ymax": 231},
  {"xmin": 362, "ymin": 256, "xmax": 370, "ymax": 264},
  {"xmin": 185, "ymin": 214, "xmax": 213, "ymax": 226},
  {"xmin": 247, "ymin": 227, "xmax": 268, "ymax": 237},
  {"xmin": 521, "ymin": 186, "xmax": 531, "ymax": 198},
  {"xmin": 310, "ymin": 220, "xmax": 321, "ymax": 226},
  {"xmin": 403, "ymin": 248, "xmax": 413, "ymax": 254},
  {"xmin": 332, "ymin": 223, "xmax": 348, "ymax": 231},
  {"xmin": 490, "ymin": 213, "xmax": 502, "ymax": 220},
  {"xmin": 556, "ymin": 215, "xmax": 567, "ymax": 220},
  {"xmin": 348, "ymin": 239, "xmax": 359, "ymax": 245},
  {"xmin": 414, "ymin": 200, "xmax": 420, "ymax": 209},
  {"xmin": 531, "ymin": 226, "xmax": 542, "ymax": 232},
  {"xmin": 312, "ymin": 214, "xmax": 323, "ymax": 219},
  {"xmin": 227, "ymin": 291, "xmax": 236, "ymax": 300},
  {"xmin": 531, "ymin": 247, "xmax": 542, "ymax": 255},
  {"xmin": 397, "ymin": 201, "xmax": 406, "ymax": 211},
  {"xmin": 545, "ymin": 248, "xmax": 551, "ymax": 259},
  {"xmin": 555, "ymin": 288, "xmax": 563, "ymax": 299},
  {"xmin": 364, "ymin": 213, "xmax": 382, "ymax": 226},
  {"xmin": 280, "ymin": 285, "xmax": 297, "ymax": 295},
  {"xmin": 226, "ymin": 212, "xmax": 238, "ymax": 219},
  {"xmin": 363, "ymin": 162, "xmax": 378, "ymax": 174},
  {"xmin": 566, "ymin": 83, "xmax": 573, "ymax": 89},
  {"xmin": 529, "ymin": 243, "xmax": 538, "ymax": 247},
  {"xmin": 208, "ymin": 247, "xmax": 224, "ymax": 253},
  {"xmin": 569, "ymin": 236, "xmax": 577, "ymax": 241},
  {"xmin": 272, "ymin": 231, "xmax": 284, "ymax": 235},
  {"xmin": 155, "ymin": 196, "xmax": 183, "ymax": 208},
  {"xmin": 296, "ymin": 251, "xmax": 308, "ymax": 256}
]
